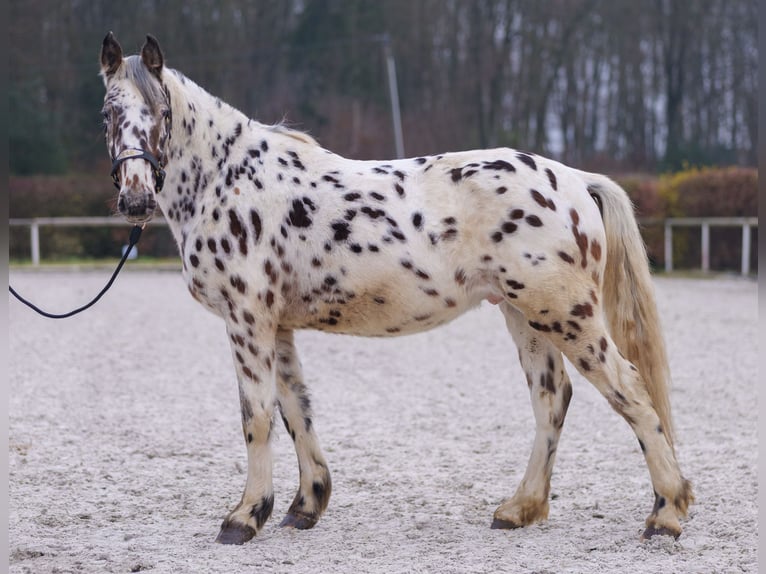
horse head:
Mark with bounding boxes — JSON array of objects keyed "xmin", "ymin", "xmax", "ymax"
[{"xmin": 100, "ymin": 32, "xmax": 171, "ymax": 224}]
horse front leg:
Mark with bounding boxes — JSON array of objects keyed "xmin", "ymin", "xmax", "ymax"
[
  {"xmin": 215, "ymin": 321, "xmax": 278, "ymax": 545},
  {"xmin": 274, "ymin": 329, "xmax": 332, "ymax": 529}
]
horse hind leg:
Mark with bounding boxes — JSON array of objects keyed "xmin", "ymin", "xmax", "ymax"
[
  {"xmin": 492, "ymin": 302, "xmax": 573, "ymax": 529},
  {"xmin": 522, "ymin": 294, "xmax": 693, "ymax": 539},
  {"xmin": 274, "ymin": 329, "xmax": 332, "ymax": 529}
]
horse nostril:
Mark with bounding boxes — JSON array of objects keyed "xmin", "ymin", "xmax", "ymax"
[{"xmin": 118, "ymin": 197, "xmax": 126, "ymax": 213}]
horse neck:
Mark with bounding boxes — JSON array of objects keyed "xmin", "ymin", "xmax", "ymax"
[{"xmin": 159, "ymin": 70, "xmax": 253, "ymax": 239}]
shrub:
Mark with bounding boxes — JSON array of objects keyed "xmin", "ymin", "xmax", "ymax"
[
  {"xmin": 9, "ymin": 174, "xmax": 176, "ymax": 261},
  {"xmin": 657, "ymin": 167, "xmax": 758, "ymax": 272},
  {"xmin": 658, "ymin": 166, "xmax": 757, "ymax": 217}
]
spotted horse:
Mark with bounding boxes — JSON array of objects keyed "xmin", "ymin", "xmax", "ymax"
[{"xmin": 99, "ymin": 33, "xmax": 693, "ymax": 544}]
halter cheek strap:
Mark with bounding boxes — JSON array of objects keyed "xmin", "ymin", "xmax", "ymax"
[{"xmin": 110, "ymin": 148, "xmax": 166, "ymax": 193}]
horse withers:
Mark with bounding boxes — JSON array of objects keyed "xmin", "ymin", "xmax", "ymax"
[{"xmin": 99, "ymin": 32, "xmax": 693, "ymax": 544}]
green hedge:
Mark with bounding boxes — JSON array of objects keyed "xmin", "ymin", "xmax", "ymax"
[
  {"xmin": 617, "ymin": 167, "xmax": 758, "ymax": 272},
  {"xmin": 9, "ymin": 174, "xmax": 177, "ymax": 261}
]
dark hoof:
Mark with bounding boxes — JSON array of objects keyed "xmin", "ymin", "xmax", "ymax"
[
  {"xmin": 490, "ymin": 517, "xmax": 522, "ymax": 530},
  {"xmin": 215, "ymin": 521, "xmax": 256, "ymax": 545},
  {"xmin": 279, "ymin": 512, "xmax": 318, "ymax": 530},
  {"xmin": 641, "ymin": 525, "xmax": 680, "ymax": 541}
]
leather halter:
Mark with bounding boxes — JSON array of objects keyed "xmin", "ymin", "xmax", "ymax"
[{"xmin": 110, "ymin": 148, "xmax": 166, "ymax": 193}]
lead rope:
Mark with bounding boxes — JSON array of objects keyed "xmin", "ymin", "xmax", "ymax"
[{"xmin": 8, "ymin": 224, "xmax": 143, "ymax": 319}]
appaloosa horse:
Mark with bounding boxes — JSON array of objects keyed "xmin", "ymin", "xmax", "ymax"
[{"xmin": 99, "ymin": 32, "xmax": 692, "ymax": 544}]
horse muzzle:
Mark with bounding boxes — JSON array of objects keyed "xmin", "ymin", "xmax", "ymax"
[
  {"xmin": 111, "ymin": 148, "xmax": 165, "ymax": 223},
  {"xmin": 118, "ymin": 188, "xmax": 157, "ymax": 224}
]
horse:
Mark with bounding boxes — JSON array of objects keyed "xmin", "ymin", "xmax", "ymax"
[{"xmin": 98, "ymin": 32, "xmax": 693, "ymax": 544}]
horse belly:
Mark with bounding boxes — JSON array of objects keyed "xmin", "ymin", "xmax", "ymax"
[{"xmin": 279, "ymin": 279, "xmax": 483, "ymax": 337}]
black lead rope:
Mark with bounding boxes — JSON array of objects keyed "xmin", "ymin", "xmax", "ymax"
[{"xmin": 8, "ymin": 225, "xmax": 143, "ymax": 319}]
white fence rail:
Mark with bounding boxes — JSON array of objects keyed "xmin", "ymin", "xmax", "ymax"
[
  {"xmin": 9, "ymin": 216, "xmax": 758, "ymax": 274},
  {"xmin": 9, "ymin": 217, "xmax": 170, "ymax": 266},
  {"xmin": 644, "ymin": 216, "xmax": 757, "ymax": 275}
]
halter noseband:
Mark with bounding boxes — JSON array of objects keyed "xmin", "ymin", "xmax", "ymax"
[{"xmin": 110, "ymin": 148, "xmax": 166, "ymax": 193}]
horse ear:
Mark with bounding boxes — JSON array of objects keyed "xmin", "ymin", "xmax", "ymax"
[
  {"xmin": 100, "ymin": 31, "xmax": 123, "ymax": 76},
  {"xmin": 141, "ymin": 34, "xmax": 164, "ymax": 79}
]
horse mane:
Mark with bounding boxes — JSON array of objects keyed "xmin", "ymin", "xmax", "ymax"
[
  {"xmin": 104, "ymin": 55, "xmax": 168, "ymax": 113},
  {"xmin": 266, "ymin": 124, "xmax": 319, "ymax": 147},
  {"xmin": 110, "ymin": 58, "xmax": 320, "ymax": 148}
]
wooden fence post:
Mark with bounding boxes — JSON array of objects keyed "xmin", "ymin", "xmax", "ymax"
[
  {"xmin": 741, "ymin": 223, "xmax": 751, "ymax": 276},
  {"xmin": 664, "ymin": 221, "xmax": 673, "ymax": 273},
  {"xmin": 31, "ymin": 221, "xmax": 40, "ymax": 266},
  {"xmin": 700, "ymin": 221, "xmax": 710, "ymax": 272}
]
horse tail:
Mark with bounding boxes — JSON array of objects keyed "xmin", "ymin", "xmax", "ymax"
[{"xmin": 584, "ymin": 173, "xmax": 675, "ymax": 448}]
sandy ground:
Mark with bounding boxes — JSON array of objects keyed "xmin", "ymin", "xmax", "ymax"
[{"xmin": 8, "ymin": 270, "xmax": 758, "ymax": 573}]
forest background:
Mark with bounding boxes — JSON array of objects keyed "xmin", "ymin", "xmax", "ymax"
[{"xmin": 8, "ymin": 0, "xmax": 759, "ymax": 270}]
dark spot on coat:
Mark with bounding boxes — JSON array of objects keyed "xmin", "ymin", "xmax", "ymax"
[
  {"xmin": 501, "ymin": 221, "xmax": 518, "ymax": 234},
  {"xmin": 541, "ymin": 372, "xmax": 556, "ymax": 394},
  {"xmin": 230, "ymin": 275, "xmax": 247, "ymax": 294},
  {"xmin": 590, "ymin": 239, "xmax": 602, "ymax": 261},
  {"xmin": 229, "ymin": 209, "xmax": 244, "ymax": 237},
  {"xmin": 571, "ymin": 303, "xmax": 594, "ymax": 319},
  {"xmin": 531, "ymin": 189, "xmax": 549, "ymax": 209},
  {"xmin": 529, "ymin": 321, "xmax": 552, "ymax": 332},
  {"xmin": 558, "ymin": 251, "xmax": 575, "ymax": 264},
  {"xmin": 483, "ymin": 159, "xmax": 516, "ymax": 172},
  {"xmin": 526, "ymin": 215, "xmax": 543, "ymax": 227},
  {"xmin": 545, "ymin": 168, "xmax": 558, "ymax": 190},
  {"xmin": 569, "ymin": 208, "xmax": 580, "ymax": 226},
  {"xmin": 250, "ymin": 495, "xmax": 275, "ymax": 530},
  {"xmin": 331, "ymin": 221, "xmax": 351, "ymax": 241},
  {"xmin": 516, "ymin": 152, "xmax": 537, "ymax": 170}
]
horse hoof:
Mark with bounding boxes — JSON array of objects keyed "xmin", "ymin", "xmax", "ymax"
[
  {"xmin": 490, "ymin": 517, "xmax": 522, "ymax": 530},
  {"xmin": 279, "ymin": 512, "xmax": 318, "ymax": 530},
  {"xmin": 641, "ymin": 525, "xmax": 680, "ymax": 541},
  {"xmin": 215, "ymin": 521, "xmax": 256, "ymax": 545}
]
